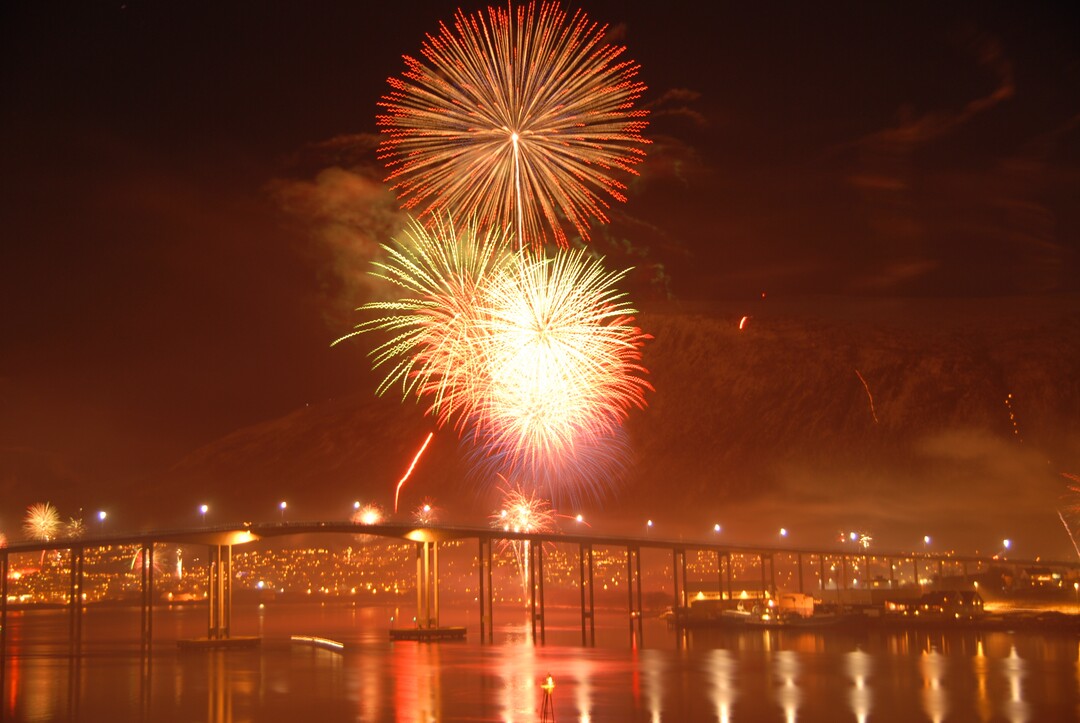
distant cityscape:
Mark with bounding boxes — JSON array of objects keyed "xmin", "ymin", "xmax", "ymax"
[{"xmin": 4, "ymin": 539, "xmax": 1074, "ymax": 608}]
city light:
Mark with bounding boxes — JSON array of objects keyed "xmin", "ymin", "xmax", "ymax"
[
  {"xmin": 780, "ymin": 527, "xmax": 788, "ymax": 537},
  {"xmin": 199, "ymin": 504, "xmax": 208, "ymax": 524},
  {"xmin": 714, "ymin": 523, "xmax": 722, "ymax": 533},
  {"xmin": 280, "ymin": 501, "xmax": 287, "ymax": 521},
  {"xmin": 1003, "ymin": 538, "xmax": 1011, "ymax": 550}
]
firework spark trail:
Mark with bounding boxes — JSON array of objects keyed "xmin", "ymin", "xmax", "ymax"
[
  {"xmin": 413, "ymin": 499, "xmax": 440, "ymax": 525},
  {"xmin": 353, "ymin": 502, "xmax": 386, "ymax": 525},
  {"xmin": 854, "ymin": 369, "xmax": 879, "ymax": 424},
  {"xmin": 130, "ymin": 547, "xmax": 165, "ymax": 573},
  {"xmin": 378, "ymin": 1, "xmax": 649, "ymax": 250},
  {"xmin": 335, "ymin": 216, "xmax": 515, "ymax": 428},
  {"xmin": 1058, "ymin": 473, "xmax": 1080, "ymax": 560},
  {"xmin": 24, "ymin": 502, "xmax": 60, "ymax": 542},
  {"xmin": 489, "ymin": 481, "xmax": 558, "ymax": 602},
  {"xmin": 341, "ymin": 219, "xmax": 650, "ymax": 498},
  {"xmin": 463, "ymin": 425, "xmax": 630, "ymax": 504},
  {"xmin": 1058, "ymin": 510, "xmax": 1080, "ymax": 561},
  {"xmin": 472, "ymin": 248, "xmax": 651, "ymax": 472},
  {"xmin": 1005, "ymin": 392, "xmax": 1022, "ymax": 441},
  {"xmin": 394, "ymin": 431, "xmax": 434, "ymax": 513}
]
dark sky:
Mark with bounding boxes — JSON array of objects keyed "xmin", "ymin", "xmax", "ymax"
[{"xmin": 1, "ymin": 2, "xmax": 1078, "ymax": 533}]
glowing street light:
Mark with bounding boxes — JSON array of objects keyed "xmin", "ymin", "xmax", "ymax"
[
  {"xmin": 353, "ymin": 501, "xmax": 361, "ymax": 511},
  {"xmin": 1002, "ymin": 538, "xmax": 1011, "ymax": 552},
  {"xmin": 199, "ymin": 504, "xmax": 208, "ymax": 524},
  {"xmin": 98, "ymin": 510, "xmax": 107, "ymax": 531},
  {"xmin": 779, "ymin": 527, "xmax": 788, "ymax": 538},
  {"xmin": 714, "ymin": 523, "xmax": 722, "ymax": 534},
  {"xmin": 923, "ymin": 535, "xmax": 931, "ymax": 548},
  {"xmin": 1074, "ymin": 581, "xmax": 1079, "ymax": 612},
  {"xmin": 279, "ymin": 501, "xmax": 287, "ymax": 521},
  {"xmin": 646, "ymin": 519, "xmax": 653, "ymax": 535}
]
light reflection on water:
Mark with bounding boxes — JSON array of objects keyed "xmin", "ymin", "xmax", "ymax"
[
  {"xmin": 845, "ymin": 648, "xmax": 872, "ymax": 723},
  {"xmin": 0, "ymin": 603, "xmax": 1076, "ymax": 722}
]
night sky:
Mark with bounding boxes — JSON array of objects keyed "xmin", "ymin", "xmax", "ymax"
[{"xmin": 2, "ymin": 2, "xmax": 1078, "ymax": 546}]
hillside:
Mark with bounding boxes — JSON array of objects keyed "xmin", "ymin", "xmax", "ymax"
[{"xmin": 155, "ymin": 295, "xmax": 1080, "ymax": 556}]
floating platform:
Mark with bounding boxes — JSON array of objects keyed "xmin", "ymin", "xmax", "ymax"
[
  {"xmin": 177, "ymin": 636, "xmax": 262, "ymax": 650},
  {"xmin": 389, "ymin": 626, "xmax": 466, "ymax": 642},
  {"xmin": 291, "ymin": 635, "xmax": 345, "ymax": 652}
]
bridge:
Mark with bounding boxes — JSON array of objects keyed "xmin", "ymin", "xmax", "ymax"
[{"xmin": 2, "ymin": 521, "xmax": 1078, "ymax": 651}]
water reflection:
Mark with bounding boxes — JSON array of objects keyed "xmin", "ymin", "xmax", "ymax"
[
  {"xmin": 640, "ymin": 648, "xmax": 666, "ymax": 723},
  {"xmin": 920, "ymin": 646, "xmax": 948, "ymax": 723},
  {"xmin": 845, "ymin": 648, "xmax": 872, "ymax": 723},
  {"xmin": 0, "ymin": 605, "xmax": 1077, "ymax": 721},
  {"xmin": 974, "ymin": 637, "xmax": 991, "ymax": 722},
  {"xmin": 705, "ymin": 649, "xmax": 736, "ymax": 723},
  {"xmin": 394, "ymin": 640, "xmax": 442, "ymax": 722},
  {"xmin": 1001, "ymin": 645, "xmax": 1029, "ymax": 723},
  {"xmin": 496, "ymin": 624, "xmax": 536, "ymax": 723},
  {"xmin": 772, "ymin": 649, "xmax": 800, "ymax": 722},
  {"xmin": 562, "ymin": 653, "xmax": 595, "ymax": 722}
]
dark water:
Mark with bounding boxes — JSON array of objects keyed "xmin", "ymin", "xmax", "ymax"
[{"xmin": 2, "ymin": 602, "xmax": 1078, "ymax": 721}]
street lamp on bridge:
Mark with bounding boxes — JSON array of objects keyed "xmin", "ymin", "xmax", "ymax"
[
  {"xmin": 199, "ymin": 504, "xmax": 208, "ymax": 524},
  {"xmin": 280, "ymin": 501, "xmax": 287, "ymax": 521}
]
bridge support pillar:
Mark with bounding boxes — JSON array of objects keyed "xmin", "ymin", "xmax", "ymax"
[
  {"xmin": 529, "ymin": 540, "xmax": 545, "ymax": 644},
  {"xmin": 414, "ymin": 541, "xmax": 439, "ymax": 629},
  {"xmin": 206, "ymin": 544, "xmax": 233, "ymax": 639},
  {"xmin": 627, "ymin": 546, "xmax": 643, "ymax": 647},
  {"xmin": 69, "ymin": 545, "xmax": 84, "ymax": 646},
  {"xmin": 140, "ymin": 542, "xmax": 154, "ymax": 647},
  {"xmin": 478, "ymin": 537, "xmax": 493, "ymax": 643},
  {"xmin": 672, "ymin": 548, "xmax": 687, "ymax": 611},
  {"xmin": 579, "ymin": 543, "xmax": 595, "ymax": 646},
  {"xmin": 1, "ymin": 551, "xmax": 8, "ymax": 656}
]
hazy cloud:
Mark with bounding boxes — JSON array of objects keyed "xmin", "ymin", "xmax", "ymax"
[{"xmin": 268, "ymin": 147, "xmax": 406, "ymax": 327}]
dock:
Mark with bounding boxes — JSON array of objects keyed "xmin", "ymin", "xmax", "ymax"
[
  {"xmin": 389, "ymin": 626, "xmax": 466, "ymax": 641},
  {"xmin": 177, "ymin": 636, "xmax": 261, "ymax": 650}
]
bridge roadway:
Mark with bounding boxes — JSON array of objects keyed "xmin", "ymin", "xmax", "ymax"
[{"xmin": 2, "ymin": 521, "xmax": 1078, "ymax": 649}]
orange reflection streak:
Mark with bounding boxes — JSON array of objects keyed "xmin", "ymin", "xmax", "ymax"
[
  {"xmin": 394, "ymin": 432, "xmax": 434, "ymax": 513},
  {"xmin": 854, "ymin": 369, "xmax": 879, "ymax": 424}
]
